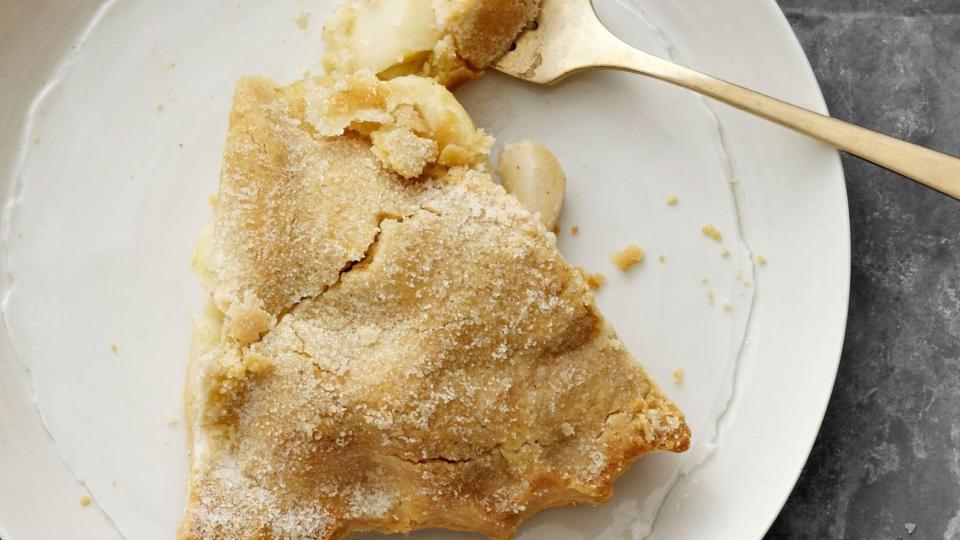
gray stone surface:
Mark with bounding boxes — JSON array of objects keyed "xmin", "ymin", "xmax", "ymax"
[{"xmin": 767, "ymin": 1, "xmax": 960, "ymax": 539}]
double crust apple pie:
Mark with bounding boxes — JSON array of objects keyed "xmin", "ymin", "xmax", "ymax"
[{"xmin": 180, "ymin": 2, "xmax": 689, "ymax": 539}]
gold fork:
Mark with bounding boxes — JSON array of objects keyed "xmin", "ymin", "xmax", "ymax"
[{"xmin": 495, "ymin": 0, "xmax": 960, "ymax": 199}]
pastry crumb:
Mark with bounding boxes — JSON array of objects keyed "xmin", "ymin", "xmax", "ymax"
[
  {"xmin": 701, "ymin": 224, "xmax": 722, "ymax": 242},
  {"xmin": 110, "ymin": 344, "xmax": 117, "ymax": 354},
  {"xmin": 707, "ymin": 289, "xmax": 715, "ymax": 306},
  {"xmin": 560, "ymin": 422, "xmax": 575, "ymax": 436},
  {"xmin": 755, "ymin": 254, "xmax": 768, "ymax": 266},
  {"xmin": 701, "ymin": 277, "xmax": 709, "ymax": 286},
  {"xmin": 371, "ymin": 126, "xmax": 439, "ymax": 179},
  {"xmin": 666, "ymin": 195, "xmax": 678, "ymax": 206},
  {"xmin": 721, "ymin": 302, "xmax": 732, "ymax": 312},
  {"xmin": 111, "ymin": 480, "xmax": 118, "ymax": 488},
  {"xmin": 720, "ymin": 246, "xmax": 730, "ymax": 258},
  {"xmin": 735, "ymin": 269, "xmax": 752, "ymax": 288},
  {"xmin": 296, "ymin": 11, "xmax": 311, "ymax": 30},
  {"xmin": 80, "ymin": 495, "xmax": 92, "ymax": 507},
  {"xmin": 571, "ymin": 226, "xmax": 579, "ymax": 236},
  {"xmin": 166, "ymin": 416, "xmax": 179, "ymax": 426},
  {"xmin": 672, "ymin": 369, "xmax": 683, "ymax": 384},
  {"xmin": 658, "ymin": 255, "xmax": 665, "ymax": 264},
  {"xmin": 611, "ymin": 245, "xmax": 645, "ymax": 271},
  {"xmin": 156, "ymin": 104, "xmax": 165, "ymax": 112},
  {"xmin": 581, "ymin": 270, "xmax": 607, "ymax": 291}
]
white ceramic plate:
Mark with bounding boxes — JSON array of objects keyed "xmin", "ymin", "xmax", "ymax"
[{"xmin": 0, "ymin": 0, "xmax": 848, "ymax": 539}]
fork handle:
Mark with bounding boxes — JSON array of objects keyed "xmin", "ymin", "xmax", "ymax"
[{"xmin": 614, "ymin": 51, "xmax": 960, "ymax": 199}]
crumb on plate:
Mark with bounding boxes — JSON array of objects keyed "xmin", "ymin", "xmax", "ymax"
[
  {"xmin": 666, "ymin": 195, "xmax": 678, "ymax": 206},
  {"xmin": 735, "ymin": 270, "xmax": 753, "ymax": 288},
  {"xmin": 720, "ymin": 246, "xmax": 730, "ymax": 258},
  {"xmin": 702, "ymin": 224, "xmax": 722, "ymax": 242},
  {"xmin": 611, "ymin": 245, "xmax": 645, "ymax": 271},
  {"xmin": 80, "ymin": 495, "xmax": 92, "ymax": 507},
  {"xmin": 571, "ymin": 226, "xmax": 579, "ymax": 236},
  {"xmin": 672, "ymin": 369, "xmax": 683, "ymax": 384},
  {"xmin": 110, "ymin": 344, "xmax": 117, "ymax": 354},
  {"xmin": 296, "ymin": 11, "xmax": 311, "ymax": 30},
  {"xmin": 755, "ymin": 254, "xmax": 768, "ymax": 265}
]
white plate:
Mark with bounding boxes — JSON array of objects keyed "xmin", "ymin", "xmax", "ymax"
[{"xmin": 0, "ymin": 0, "xmax": 848, "ymax": 539}]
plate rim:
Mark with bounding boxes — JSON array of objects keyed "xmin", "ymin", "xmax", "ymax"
[{"xmin": 756, "ymin": 0, "xmax": 850, "ymax": 535}]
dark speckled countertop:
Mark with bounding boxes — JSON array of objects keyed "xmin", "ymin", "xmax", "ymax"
[{"xmin": 767, "ymin": 1, "xmax": 960, "ymax": 539}]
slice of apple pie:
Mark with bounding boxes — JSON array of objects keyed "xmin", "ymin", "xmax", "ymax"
[{"xmin": 180, "ymin": 70, "xmax": 689, "ymax": 540}]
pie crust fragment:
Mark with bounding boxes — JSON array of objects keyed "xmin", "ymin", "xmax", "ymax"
[
  {"xmin": 180, "ymin": 72, "xmax": 689, "ymax": 540},
  {"xmin": 322, "ymin": 0, "xmax": 540, "ymax": 87}
]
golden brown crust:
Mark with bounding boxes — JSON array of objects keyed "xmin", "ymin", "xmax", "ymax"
[
  {"xmin": 433, "ymin": 0, "xmax": 540, "ymax": 69},
  {"xmin": 180, "ymin": 73, "xmax": 688, "ymax": 540},
  {"xmin": 323, "ymin": 0, "xmax": 540, "ymax": 88}
]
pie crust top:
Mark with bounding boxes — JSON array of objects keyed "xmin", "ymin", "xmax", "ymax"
[{"xmin": 179, "ymin": 66, "xmax": 688, "ymax": 540}]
